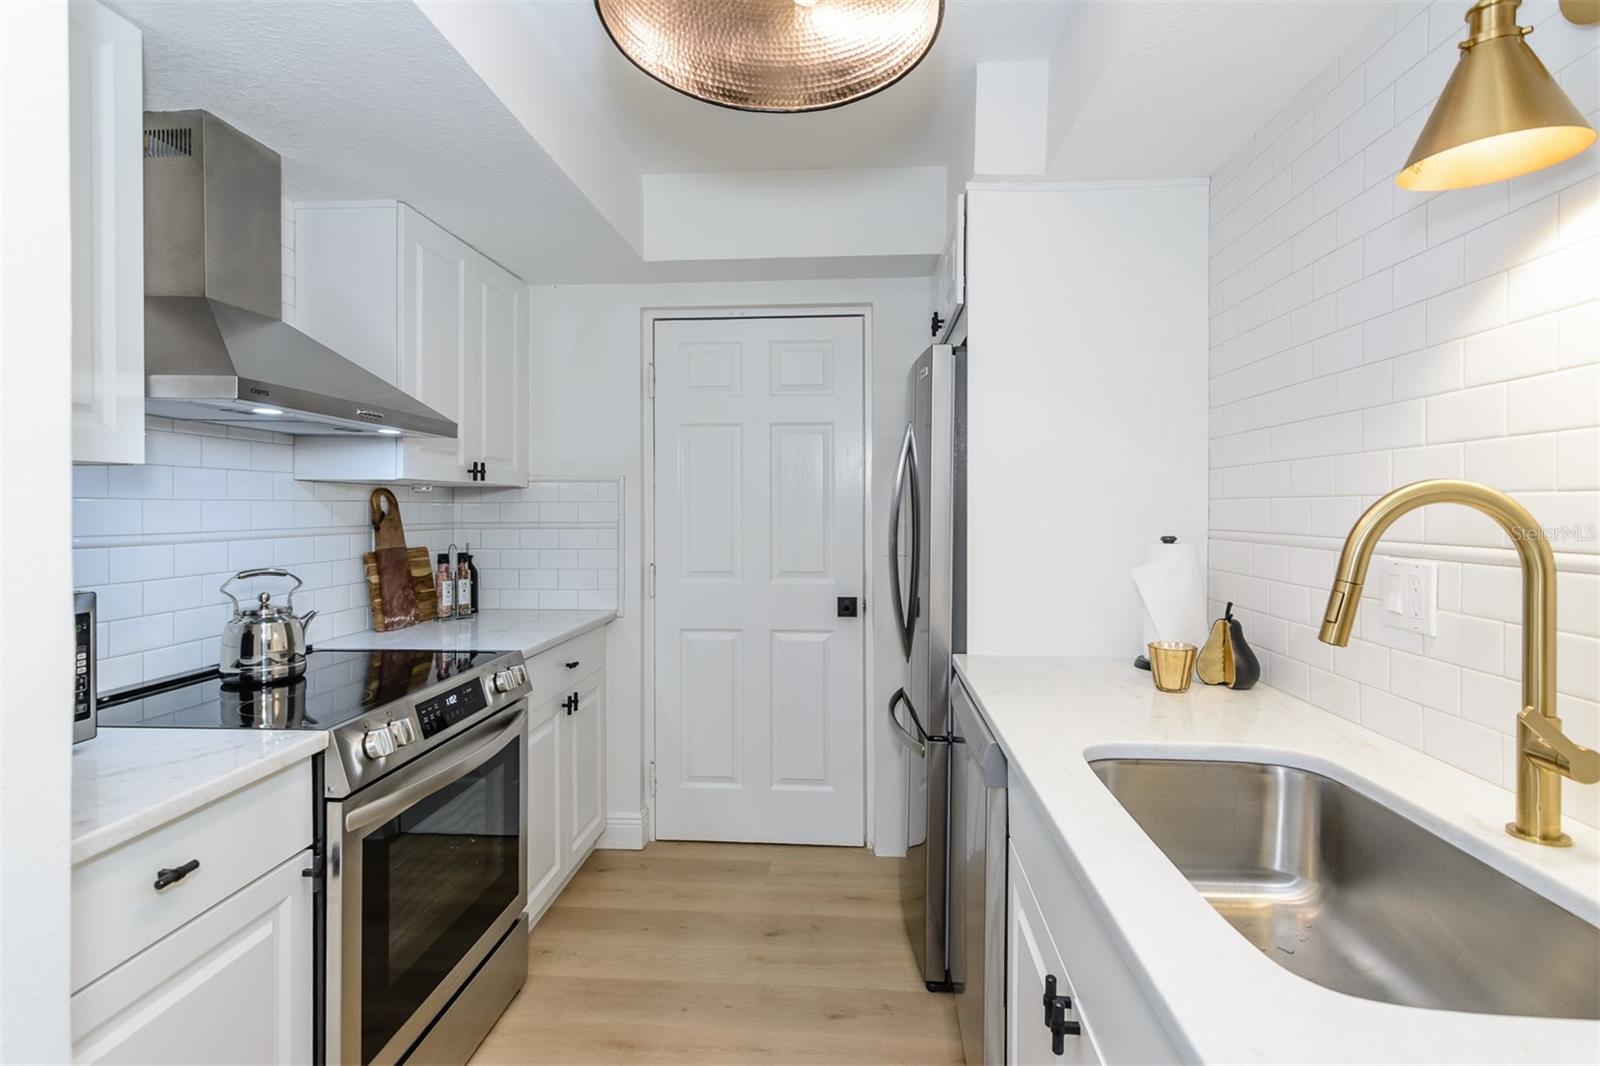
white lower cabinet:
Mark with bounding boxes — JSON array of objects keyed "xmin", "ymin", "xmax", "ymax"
[
  {"xmin": 72, "ymin": 850, "xmax": 312, "ymax": 1065},
  {"xmin": 70, "ymin": 763, "xmax": 315, "ymax": 1065},
  {"xmin": 563, "ymin": 672, "xmax": 605, "ymax": 863},
  {"xmin": 525, "ymin": 630, "xmax": 607, "ymax": 921},
  {"xmin": 1008, "ymin": 844, "xmax": 1101, "ymax": 1065},
  {"xmin": 526, "ymin": 694, "xmax": 564, "ymax": 916},
  {"xmin": 1006, "ymin": 778, "xmax": 1181, "ymax": 1065}
]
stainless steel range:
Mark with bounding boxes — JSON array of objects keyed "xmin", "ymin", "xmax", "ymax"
[{"xmin": 100, "ymin": 646, "xmax": 534, "ymax": 1065}]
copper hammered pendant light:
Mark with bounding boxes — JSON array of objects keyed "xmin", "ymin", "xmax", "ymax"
[
  {"xmin": 594, "ymin": 0, "xmax": 943, "ymax": 113},
  {"xmin": 1398, "ymin": 0, "xmax": 1596, "ymax": 190}
]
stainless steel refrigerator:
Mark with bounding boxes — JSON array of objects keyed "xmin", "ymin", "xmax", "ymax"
[{"xmin": 888, "ymin": 340, "xmax": 966, "ymax": 990}]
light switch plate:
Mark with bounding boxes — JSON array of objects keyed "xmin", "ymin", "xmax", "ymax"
[{"xmin": 1380, "ymin": 557, "xmax": 1438, "ymax": 636}]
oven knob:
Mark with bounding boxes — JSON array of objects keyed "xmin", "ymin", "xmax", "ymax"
[
  {"xmin": 362, "ymin": 728, "xmax": 396, "ymax": 760},
  {"xmin": 491, "ymin": 669, "xmax": 517, "ymax": 694},
  {"xmin": 512, "ymin": 665, "xmax": 528, "ymax": 686},
  {"xmin": 388, "ymin": 718, "xmax": 416, "ymax": 747}
]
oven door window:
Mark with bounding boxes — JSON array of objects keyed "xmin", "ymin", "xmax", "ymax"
[{"xmin": 359, "ymin": 738, "xmax": 520, "ymax": 1063}]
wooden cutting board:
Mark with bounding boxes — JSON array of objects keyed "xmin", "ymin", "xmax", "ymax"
[{"xmin": 362, "ymin": 488, "xmax": 437, "ymax": 631}]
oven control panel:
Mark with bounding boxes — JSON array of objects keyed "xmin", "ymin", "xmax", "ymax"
[{"xmin": 416, "ymin": 679, "xmax": 489, "ymax": 740}]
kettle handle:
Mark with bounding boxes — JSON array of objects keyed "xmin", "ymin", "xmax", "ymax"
[{"xmin": 220, "ymin": 568, "xmax": 303, "ymax": 612}]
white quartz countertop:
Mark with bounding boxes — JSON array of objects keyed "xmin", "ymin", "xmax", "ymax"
[
  {"xmin": 954, "ymin": 655, "xmax": 1600, "ymax": 1065},
  {"xmin": 314, "ymin": 609, "xmax": 615, "ymax": 660},
  {"xmin": 72, "ymin": 728, "xmax": 327, "ymax": 865}
]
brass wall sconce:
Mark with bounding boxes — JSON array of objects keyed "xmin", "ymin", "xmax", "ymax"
[{"xmin": 1399, "ymin": 0, "xmax": 1596, "ymax": 190}]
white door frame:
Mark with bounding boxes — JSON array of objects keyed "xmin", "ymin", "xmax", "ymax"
[{"xmin": 641, "ymin": 304, "xmax": 876, "ymax": 848}]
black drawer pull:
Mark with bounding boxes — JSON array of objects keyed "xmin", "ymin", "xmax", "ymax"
[
  {"xmin": 153, "ymin": 859, "xmax": 200, "ymax": 891},
  {"xmin": 565, "ymin": 660, "xmax": 580, "ymax": 670},
  {"xmin": 1043, "ymin": 974, "xmax": 1080, "ymax": 1054}
]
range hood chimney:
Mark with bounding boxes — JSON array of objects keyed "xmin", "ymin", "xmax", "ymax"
[{"xmin": 143, "ymin": 110, "xmax": 454, "ymax": 438}]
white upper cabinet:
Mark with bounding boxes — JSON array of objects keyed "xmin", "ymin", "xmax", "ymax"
[
  {"xmin": 291, "ymin": 201, "xmax": 529, "ymax": 487},
  {"xmin": 69, "ymin": 0, "xmax": 144, "ymax": 465},
  {"xmin": 472, "ymin": 254, "xmax": 527, "ymax": 484}
]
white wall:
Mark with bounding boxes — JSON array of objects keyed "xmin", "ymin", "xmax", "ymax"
[
  {"xmin": 965, "ymin": 181, "xmax": 1212, "ymax": 657},
  {"xmin": 528, "ymin": 276, "xmax": 932, "ymax": 854},
  {"xmin": 1207, "ymin": 0, "xmax": 1599, "ymax": 826},
  {"xmin": 0, "ymin": 1, "xmax": 72, "ymax": 1058},
  {"xmin": 643, "ymin": 167, "xmax": 946, "ymax": 263}
]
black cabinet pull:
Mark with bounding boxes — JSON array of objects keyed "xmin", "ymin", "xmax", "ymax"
[
  {"xmin": 1042, "ymin": 974, "xmax": 1080, "ymax": 1054},
  {"xmin": 563, "ymin": 692, "xmax": 579, "ymax": 715},
  {"xmin": 153, "ymin": 859, "xmax": 200, "ymax": 891},
  {"xmin": 565, "ymin": 660, "xmax": 580, "ymax": 670}
]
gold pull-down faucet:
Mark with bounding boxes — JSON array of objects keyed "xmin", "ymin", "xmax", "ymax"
[{"xmin": 1318, "ymin": 479, "xmax": 1599, "ymax": 846}]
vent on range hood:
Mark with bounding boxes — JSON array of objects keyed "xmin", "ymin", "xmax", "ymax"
[{"xmin": 142, "ymin": 110, "xmax": 454, "ymax": 438}]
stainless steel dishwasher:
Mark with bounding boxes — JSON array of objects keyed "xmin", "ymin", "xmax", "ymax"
[{"xmin": 948, "ymin": 671, "xmax": 1007, "ymax": 1065}]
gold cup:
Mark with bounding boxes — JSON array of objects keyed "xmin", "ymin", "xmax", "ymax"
[{"xmin": 1148, "ymin": 641, "xmax": 1198, "ymax": 693}]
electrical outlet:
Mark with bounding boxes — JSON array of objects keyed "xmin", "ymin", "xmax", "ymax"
[{"xmin": 1380, "ymin": 557, "xmax": 1438, "ymax": 636}]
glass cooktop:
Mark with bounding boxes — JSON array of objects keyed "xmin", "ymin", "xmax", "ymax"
[{"xmin": 98, "ymin": 648, "xmax": 496, "ymax": 731}]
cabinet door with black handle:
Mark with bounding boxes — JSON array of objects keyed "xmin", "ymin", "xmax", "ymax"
[
  {"xmin": 561, "ymin": 674, "xmax": 605, "ymax": 864},
  {"xmin": 1007, "ymin": 848, "xmax": 1101, "ymax": 1064}
]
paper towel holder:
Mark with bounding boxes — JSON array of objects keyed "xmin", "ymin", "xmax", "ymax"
[{"xmin": 1133, "ymin": 535, "xmax": 1181, "ymax": 671}]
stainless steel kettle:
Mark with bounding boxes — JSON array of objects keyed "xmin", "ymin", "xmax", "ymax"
[{"xmin": 219, "ymin": 568, "xmax": 318, "ymax": 684}]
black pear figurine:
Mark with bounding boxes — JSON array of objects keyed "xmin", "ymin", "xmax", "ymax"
[{"xmin": 1196, "ymin": 602, "xmax": 1260, "ymax": 690}]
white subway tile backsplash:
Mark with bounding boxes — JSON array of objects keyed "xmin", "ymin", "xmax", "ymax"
[
  {"xmin": 1426, "ymin": 181, "xmax": 1507, "ymax": 247},
  {"xmin": 1391, "ymin": 442, "xmax": 1463, "ymax": 482},
  {"xmin": 1361, "ymin": 399, "xmax": 1426, "ymax": 450},
  {"xmin": 1557, "ymin": 301, "xmax": 1598, "ymax": 369},
  {"xmin": 1507, "ymin": 236, "xmax": 1600, "ymax": 321},
  {"xmin": 75, "ymin": 444, "xmax": 623, "ymax": 686},
  {"xmin": 1463, "ymin": 195, "xmax": 1559, "ymax": 282},
  {"xmin": 1556, "ymin": 428, "xmax": 1599, "ymax": 489},
  {"xmin": 108, "ymin": 545, "xmax": 174, "ymax": 583},
  {"xmin": 1209, "ymin": 12, "xmax": 1598, "ymax": 822},
  {"xmin": 1425, "ymin": 274, "xmax": 1507, "ymax": 344},
  {"xmin": 1463, "ymin": 434, "xmax": 1558, "ymax": 490},
  {"xmin": 200, "ymin": 436, "xmax": 253, "ymax": 469},
  {"xmin": 1507, "ymin": 365, "xmax": 1600, "ymax": 434},
  {"xmin": 107, "ymin": 464, "xmax": 173, "ymax": 499},
  {"xmin": 1391, "ymin": 237, "xmax": 1462, "ymax": 307},
  {"xmin": 1361, "ymin": 685, "xmax": 1425, "ymax": 747}
]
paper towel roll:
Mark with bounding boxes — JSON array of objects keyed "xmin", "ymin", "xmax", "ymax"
[{"xmin": 1132, "ymin": 539, "xmax": 1207, "ymax": 651}]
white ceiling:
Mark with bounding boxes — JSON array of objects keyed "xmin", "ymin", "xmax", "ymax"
[
  {"xmin": 518, "ymin": 0, "xmax": 1075, "ymax": 175},
  {"xmin": 107, "ymin": 0, "xmax": 1390, "ymax": 285},
  {"xmin": 1052, "ymin": 1, "xmax": 1389, "ymax": 179},
  {"xmin": 109, "ymin": 0, "xmax": 649, "ymax": 284}
]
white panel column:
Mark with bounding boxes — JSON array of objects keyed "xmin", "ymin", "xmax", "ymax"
[
  {"xmin": 974, "ymin": 61, "xmax": 1050, "ymax": 177},
  {"xmin": 0, "ymin": 0, "xmax": 75, "ymax": 1059},
  {"xmin": 965, "ymin": 182, "xmax": 1210, "ymax": 658}
]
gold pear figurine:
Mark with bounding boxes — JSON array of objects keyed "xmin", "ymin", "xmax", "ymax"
[{"xmin": 1196, "ymin": 602, "xmax": 1259, "ymax": 690}]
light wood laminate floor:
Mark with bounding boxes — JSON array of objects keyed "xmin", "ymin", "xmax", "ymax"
[{"xmin": 469, "ymin": 842, "xmax": 965, "ymax": 1064}]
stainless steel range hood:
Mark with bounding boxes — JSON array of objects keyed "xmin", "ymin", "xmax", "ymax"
[{"xmin": 143, "ymin": 110, "xmax": 454, "ymax": 438}]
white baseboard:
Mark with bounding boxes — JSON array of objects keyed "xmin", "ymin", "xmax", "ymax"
[{"xmin": 597, "ymin": 809, "xmax": 647, "ymax": 850}]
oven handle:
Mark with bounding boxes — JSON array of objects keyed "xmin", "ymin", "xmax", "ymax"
[{"xmin": 343, "ymin": 708, "xmax": 524, "ymax": 835}]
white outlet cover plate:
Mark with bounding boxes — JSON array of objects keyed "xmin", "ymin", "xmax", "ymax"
[{"xmin": 1380, "ymin": 557, "xmax": 1438, "ymax": 636}]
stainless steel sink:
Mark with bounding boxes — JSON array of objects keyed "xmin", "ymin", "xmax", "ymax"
[{"xmin": 1090, "ymin": 758, "xmax": 1600, "ymax": 1019}]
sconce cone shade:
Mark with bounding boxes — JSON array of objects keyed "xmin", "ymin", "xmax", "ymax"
[
  {"xmin": 1398, "ymin": 0, "xmax": 1596, "ymax": 190},
  {"xmin": 594, "ymin": 0, "xmax": 942, "ymax": 113}
]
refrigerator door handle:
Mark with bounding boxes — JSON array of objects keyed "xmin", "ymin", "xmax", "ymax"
[
  {"xmin": 888, "ymin": 687, "xmax": 926, "ymax": 757},
  {"xmin": 889, "ymin": 422, "xmax": 921, "ymax": 661},
  {"xmin": 890, "ymin": 686, "xmax": 948, "ymax": 757}
]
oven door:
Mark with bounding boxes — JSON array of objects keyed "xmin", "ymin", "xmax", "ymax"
[{"xmin": 328, "ymin": 705, "xmax": 527, "ymax": 1066}]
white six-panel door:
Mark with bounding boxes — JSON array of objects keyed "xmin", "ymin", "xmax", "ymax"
[{"xmin": 654, "ymin": 317, "xmax": 866, "ymax": 845}]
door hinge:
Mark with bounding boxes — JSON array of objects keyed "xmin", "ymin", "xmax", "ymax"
[
  {"xmin": 648, "ymin": 563, "xmax": 656, "ymax": 597},
  {"xmin": 647, "ymin": 363, "xmax": 656, "ymax": 398},
  {"xmin": 648, "ymin": 760, "xmax": 657, "ymax": 798}
]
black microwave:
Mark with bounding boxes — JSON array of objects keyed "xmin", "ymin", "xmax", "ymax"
[{"xmin": 74, "ymin": 591, "xmax": 96, "ymax": 744}]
